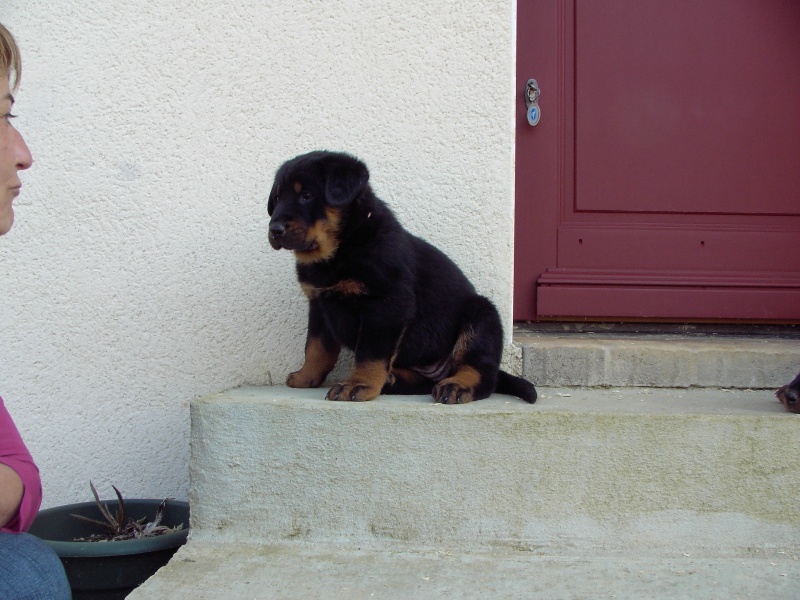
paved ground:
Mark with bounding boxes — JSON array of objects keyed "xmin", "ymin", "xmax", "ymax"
[{"xmin": 130, "ymin": 541, "xmax": 799, "ymax": 600}]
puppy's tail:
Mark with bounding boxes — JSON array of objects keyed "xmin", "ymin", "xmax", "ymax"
[{"xmin": 496, "ymin": 370, "xmax": 537, "ymax": 404}]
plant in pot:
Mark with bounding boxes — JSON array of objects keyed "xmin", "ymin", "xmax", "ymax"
[{"xmin": 28, "ymin": 482, "xmax": 189, "ymax": 600}]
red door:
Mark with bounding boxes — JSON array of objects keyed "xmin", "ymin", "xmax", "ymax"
[{"xmin": 514, "ymin": 0, "xmax": 800, "ymax": 322}]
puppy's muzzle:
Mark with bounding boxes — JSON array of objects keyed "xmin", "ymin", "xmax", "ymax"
[
  {"xmin": 268, "ymin": 220, "xmax": 287, "ymax": 249},
  {"xmin": 268, "ymin": 219, "xmax": 317, "ymax": 252}
]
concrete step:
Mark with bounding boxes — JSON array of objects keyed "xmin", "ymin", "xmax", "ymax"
[
  {"xmin": 514, "ymin": 327, "xmax": 799, "ymax": 388},
  {"xmin": 129, "ymin": 385, "xmax": 800, "ymax": 599},
  {"xmin": 189, "ymin": 386, "xmax": 796, "ymax": 553}
]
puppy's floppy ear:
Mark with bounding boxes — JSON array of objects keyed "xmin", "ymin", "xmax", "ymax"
[
  {"xmin": 268, "ymin": 159, "xmax": 292, "ymax": 215},
  {"xmin": 324, "ymin": 154, "xmax": 369, "ymax": 207},
  {"xmin": 267, "ymin": 179, "xmax": 279, "ymax": 216}
]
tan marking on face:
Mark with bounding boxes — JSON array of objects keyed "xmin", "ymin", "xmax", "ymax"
[
  {"xmin": 286, "ymin": 337, "xmax": 341, "ymax": 388},
  {"xmin": 293, "ymin": 181, "xmax": 302, "ymax": 194},
  {"xmin": 300, "ymin": 283, "xmax": 317, "ymax": 298},
  {"xmin": 295, "ymin": 207, "xmax": 341, "ymax": 264}
]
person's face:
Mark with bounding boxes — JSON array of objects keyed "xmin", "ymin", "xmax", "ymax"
[{"xmin": 0, "ymin": 74, "xmax": 33, "ymax": 235}]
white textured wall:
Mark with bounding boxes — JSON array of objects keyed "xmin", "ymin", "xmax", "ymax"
[{"xmin": 1, "ymin": 0, "xmax": 516, "ymax": 507}]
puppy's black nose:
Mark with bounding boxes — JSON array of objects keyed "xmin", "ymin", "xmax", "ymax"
[{"xmin": 269, "ymin": 221, "xmax": 286, "ymax": 237}]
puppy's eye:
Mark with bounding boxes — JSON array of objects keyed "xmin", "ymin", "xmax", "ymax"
[{"xmin": 299, "ymin": 190, "xmax": 314, "ymax": 204}]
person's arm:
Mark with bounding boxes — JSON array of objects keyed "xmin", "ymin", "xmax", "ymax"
[
  {"xmin": 0, "ymin": 397, "xmax": 42, "ymax": 532},
  {"xmin": 0, "ymin": 462, "xmax": 24, "ymax": 527}
]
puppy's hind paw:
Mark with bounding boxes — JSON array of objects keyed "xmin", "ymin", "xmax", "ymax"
[{"xmin": 432, "ymin": 381, "xmax": 475, "ymax": 404}]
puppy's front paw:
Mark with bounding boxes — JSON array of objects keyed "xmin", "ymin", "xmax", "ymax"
[
  {"xmin": 287, "ymin": 370, "xmax": 322, "ymax": 388},
  {"xmin": 326, "ymin": 382, "xmax": 381, "ymax": 402}
]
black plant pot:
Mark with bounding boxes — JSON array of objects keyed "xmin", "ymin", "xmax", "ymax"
[{"xmin": 28, "ymin": 499, "xmax": 189, "ymax": 600}]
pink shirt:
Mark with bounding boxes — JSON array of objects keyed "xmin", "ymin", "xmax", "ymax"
[{"xmin": 0, "ymin": 396, "xmax": 42, "ymax": 533}]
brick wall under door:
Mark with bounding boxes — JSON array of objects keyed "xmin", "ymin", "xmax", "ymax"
[{"xmin": 514, "ymin": 0, "xmax": 800, "ymax": 322}]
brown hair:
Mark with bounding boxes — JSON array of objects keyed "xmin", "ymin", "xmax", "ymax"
[{"xmin": 0, "ymin": 22, "xmax": 22, "ymax": 91}]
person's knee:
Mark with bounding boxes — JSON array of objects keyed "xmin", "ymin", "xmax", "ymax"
[{"xmin": 0, "ymin": 532, "xmax": 71, "ymax": 599}]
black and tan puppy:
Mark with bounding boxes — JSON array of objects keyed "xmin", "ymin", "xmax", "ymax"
[{"xmin": 268, "ymin": 150, "xmax": 537, "ymax": 404}]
